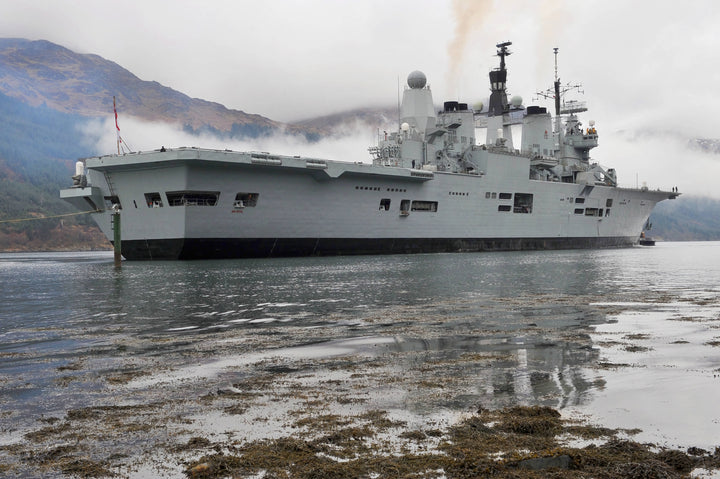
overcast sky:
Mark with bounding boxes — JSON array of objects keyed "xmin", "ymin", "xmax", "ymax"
[{"xmin": 2, "ymin": 0, "xmax": 720, "ymax": 195}]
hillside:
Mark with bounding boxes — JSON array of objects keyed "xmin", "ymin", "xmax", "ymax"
[
  {"xmin": 0, "ymin": 38, "xmax": 301, "ymax": 136},
  {"xmin": 0, "ymin": 38, "xmax": 323, "ymax": 252},
  {"xmin": 293, "ymin": 106, "xmax": 399, "ymax": 133},
  {"xmin": 649, "ymin": 195, "xmax": 720, "ymax": 241}
]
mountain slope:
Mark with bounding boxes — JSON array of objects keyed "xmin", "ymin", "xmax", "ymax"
[
  {"xmin": 649, "ymin": 196, "xmax": 720, "ymax": 241},
  {"xmin": 0, "ymin": 38, "xmax": 302, "ymax": 135},
  {"xmin": 0, "ymin": 38, "xmax": 318, "ymax": 252}
]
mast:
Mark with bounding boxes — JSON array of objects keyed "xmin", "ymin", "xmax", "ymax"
[
  {"xmin": 484, "ymin": 41, "xmax": 519, "ymax": 148},
  {"xmin": 534, "ymin": 47, "xmax": 585, "ymax": 156},
  {"xmin": 553, "ymin": 48, "xmax": 562, "ymax": 145},
  {"xmin": 488, "ymin": 41, "xmax": 512, "ymax": 117},
  {"xmin": 113, "ymin": 96, "xmax": 133, "ymax": 154},
  {"xmin": 114, "ymin": 96, "xmax": 120, "ymax": 155},
  {"xmin": 553, "ymin": 48, "xmax": 561, "ymax": 116}
]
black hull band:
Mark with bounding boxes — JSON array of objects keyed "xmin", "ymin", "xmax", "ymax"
[{"xmin": 118, "ymin": 236, "xmax": 638, "ymax": 260}]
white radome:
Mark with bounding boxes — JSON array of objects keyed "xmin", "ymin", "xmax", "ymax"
[{"xmin": 407, "ymin": 70, "xmax": 427, "ymax": 89}]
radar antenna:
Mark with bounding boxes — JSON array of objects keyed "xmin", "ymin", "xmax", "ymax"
[
  {"xmin": 496, "ymin": 41, "xmax": 512, "ymax": 71},
  {"xmin": 533, "ymin": 47, "xmax": 584, "ymax": 117}
]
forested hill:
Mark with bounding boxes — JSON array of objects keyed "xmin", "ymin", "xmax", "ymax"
[
  {"xmin": 0, "ymin": 38, "xmax": 319, "ymax": 252},
  {"xmin": 649, "ymin": 195, "xmax": 720, "ymax": 242}
]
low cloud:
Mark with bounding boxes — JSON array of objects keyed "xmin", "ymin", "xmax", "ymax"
[
  {"xmin": 600, "ymin": 131, "xmax": 720, "ymax": 197},
  {"xmin": 80, "ymin": 117, "xmax": 380, "ymax": 165},
  {"xmin": 80, "ymin": 115, "xmax": 720, "ymax": 199}
]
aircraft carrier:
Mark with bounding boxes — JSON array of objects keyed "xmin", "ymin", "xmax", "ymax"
[{"xmin": 61, "ymin": 42, "xmax": 679, "ymax": 260}]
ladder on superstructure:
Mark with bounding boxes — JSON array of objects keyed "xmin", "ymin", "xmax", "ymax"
[{"xmin": 103, "ymin": 171, "xmax": 118, "ymax": 210}]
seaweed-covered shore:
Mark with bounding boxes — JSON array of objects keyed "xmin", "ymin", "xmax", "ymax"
[{"xmin": 2, "ymin": 282, "xmax": 720, "ymax": 477}]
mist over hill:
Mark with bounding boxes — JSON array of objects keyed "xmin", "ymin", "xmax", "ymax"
[
  {"xmin": 649, "ymin": 195, "xmax": 720, "ymax": 241},
  {"xmin": 0, "ymin": 38, "xmax": 719, "ymax": 252},
  {"xmin": 0, "ymin": 38, "xmax": 325, "ymax": 251}
]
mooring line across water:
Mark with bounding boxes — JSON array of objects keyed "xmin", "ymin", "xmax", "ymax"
[{"xmin": 0, "ymin": 209, "xmax": 100, "ymax": 224}]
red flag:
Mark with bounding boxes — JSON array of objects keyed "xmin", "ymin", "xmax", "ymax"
[{"xmin": 113, "ymin": 96, "xmax": 120, "ymax": 132}]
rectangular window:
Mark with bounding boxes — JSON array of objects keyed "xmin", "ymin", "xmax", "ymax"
[
  {"xmin": 605, "ymin": 209, "xmax": 611, "ymax": 217},
  {"xmin": 498, "ymin": 205, "xmax": 512, "ymax": 212},
  {"xmin": 499, "ymin": 192, "xmax": 512, "ymax": 200},
  {"xmin": 104, "ymin": 195, "xmax": 121, "ymax": 210},
  {"xmin": 144, "ymin": 192, "xmax": 163, "ymax": 208},
  {"xmin": 513, "ymin": 193, "xmax": 533, "ymax": 213},
  {"xmin": 166, "ymin": 191, "xmax": 219, "ymax": 206},
  {"xmin": 575, "ymin": 197, "xmax": 585, "ymax": 204},
  {"xmin": 234, "ymin": 192, "xmax": 259, "ymax": 208},
  {"xmin": 411, "ymin": 200, "xmax": 438, "ymax": 212},
  {"xmin": 491, "ymin": 192, "xmax": 497, "ymax": 199},
  {"xmin": 574, "ymin": 208, "xmax": 584, "ymax": 214},
  {"xmin": 379, "ymin": 198, "xmax": 391, "ymax": 211},
  {"xmin": 585, "ymin": 208, "xmax": 599, "ymax": 216},
  {"xmin": 400, "ymin": 199, "xmax": 410, "ymax": 213},
  {"xmin": 606, "ymin": 198, "xmax": 613, "ymax": 207},
  {"xmin": 485, "ymin": 192, "xmax": 491, "ymax": 199}
]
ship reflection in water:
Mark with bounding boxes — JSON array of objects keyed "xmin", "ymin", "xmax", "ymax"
[
  {"xmin": 238, "ymin": 295, "xmax": 604, "ymax": 420},
  {"xmin": 386, "ymin": 332, "xmax": 600, "ymax": 411}
]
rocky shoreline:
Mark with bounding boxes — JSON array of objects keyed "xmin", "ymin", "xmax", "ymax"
[{"xmin": 1, "ymin": 290, "xmax": 719, "ymax": 478}]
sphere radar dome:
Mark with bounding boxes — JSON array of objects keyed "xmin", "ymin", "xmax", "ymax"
[{"xmin": 407, "ymin": 71, "xmax": 427, "ymax": 89}]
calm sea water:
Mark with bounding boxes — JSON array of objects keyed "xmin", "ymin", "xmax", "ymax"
[{"xmin": 1, "ymin": 242, "xmax": 720, "ymax": 454}]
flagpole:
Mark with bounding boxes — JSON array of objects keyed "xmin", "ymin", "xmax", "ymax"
[{"xmin": 113, "ymin": 96, "xmax": 120, "ymax": 154}]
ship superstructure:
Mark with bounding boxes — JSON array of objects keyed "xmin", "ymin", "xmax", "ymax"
[{"xmin": 61, "ymin": 42, "xmax": 678, "ymax": 260}]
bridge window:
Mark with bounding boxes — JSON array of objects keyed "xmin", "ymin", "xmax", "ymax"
[
  {"xmin": 166, "ymin": 191, "xmax": 219, "ymax": 206},
  {"xmin": 513, "ymin": 193, "xmax": 533, "ymax": 213},
  {"xmin": 379, "ymin": 198, "xmax": 391, "ymax": 211},
  {"xmin": 104, "ymin": 195, "xmax": 121, "ymax": 210},
  {"xmin": 144, "ymin": 192, "xmax": 163, "ymax": 208},
  {"xmin": 234, "ymin": 192, "xmax": 259, "ymax": 208},
  {"xmin": 411, "ymin": 200, "xmax": 438, "ymax": 212}
]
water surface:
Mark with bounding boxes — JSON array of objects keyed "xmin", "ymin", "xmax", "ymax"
[{"xmin": 1, "ymin": 243, "xmax": 719, "ymax": 475}]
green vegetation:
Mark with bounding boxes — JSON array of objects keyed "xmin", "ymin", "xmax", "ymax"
[{"xmin": 0, "ymin": 91, "xmax": 103, "ymax": 250}]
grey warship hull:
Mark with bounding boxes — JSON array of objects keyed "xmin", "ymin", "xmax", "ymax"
[
  {"xmin": 61, "ymin": 42, "xmax": 679, "ymax": 260},
  {"xmin": 60, "ymin": 147, "xmax": 672, "ymax": 261}
]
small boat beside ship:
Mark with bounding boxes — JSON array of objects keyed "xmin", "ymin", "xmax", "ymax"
[
  {"xmin": 61, "ymin": 42, "xmax": 679, "ymax": 260},
  {"xmin": 639, "ymin": 219, "xmax": 656, "ymax": 246},
  {"xmin": 639, "ymin": 232, "xmax": 656, "ymax": 246}
]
